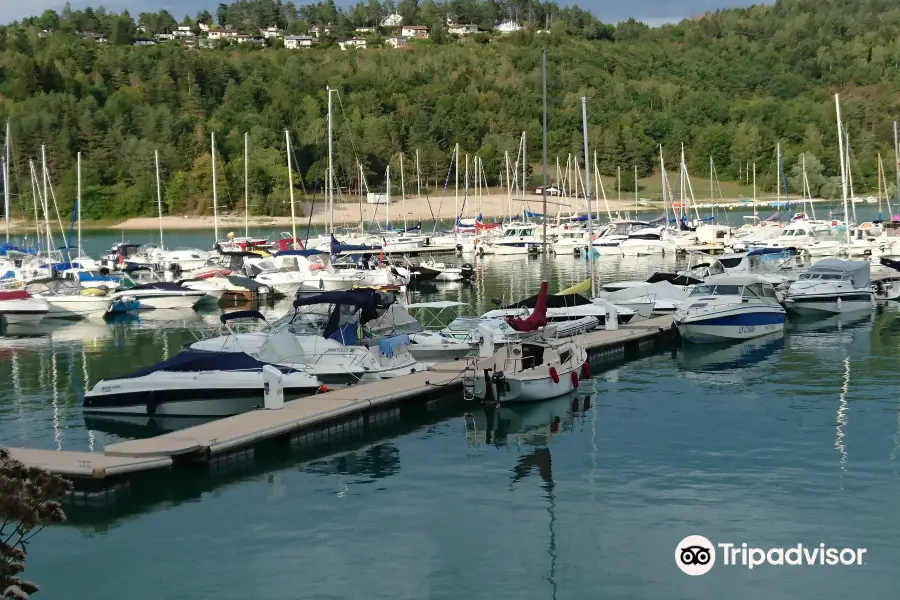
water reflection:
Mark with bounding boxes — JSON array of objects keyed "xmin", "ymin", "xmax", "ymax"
[{"xmin": 464, "ymin": 391, "xmax": 594, "ymax": 447}]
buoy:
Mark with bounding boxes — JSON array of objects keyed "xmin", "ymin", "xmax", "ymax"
[
  {"xmin": 571, "ymin": 371, "xmax": 579, "ymax": 389},
  {"xmin": 549, "ymin": 366, "xmax": 560, "ymax": 384},
  {"xmin": 319, "ymin": 384, "xmax": 329, "ymax": 394},
  {"xmin": 581, "ymin": 361, "xmax": 590, "ymax": 379}
]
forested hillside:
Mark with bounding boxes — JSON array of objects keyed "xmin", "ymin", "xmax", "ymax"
[{"xmin": 1, "ymin": 0, "xmax": 899, "ymax": 220}]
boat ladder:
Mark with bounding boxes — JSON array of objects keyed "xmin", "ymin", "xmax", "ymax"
[{"xmin": 462, "ymin": 356, "xmax": 478, "ymax": 401}]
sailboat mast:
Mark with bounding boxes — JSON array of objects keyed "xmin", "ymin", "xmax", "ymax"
[
  {"xmin": 154, "ymin": 150, "xmax": 163, "ymax": 248},
  {"xmin": 415, "ymin": 149, "xmax": 420, "ymax": 200},
  {"xmin": 386, "ymin": 164, "xmax": 390, "ymax": 229},
  {"xmin": 40, "ymin": 146, "xmax": 51, "ymax": 257},
  {"xmin": 77, "ymin": 152, "xmax": 82, "ymax": 255},
  {"xmin": 454, "ymin": 143, "xmax": 459, "ymax": 226},
  {"xmin": 877, "ymin": 153, "xmax": 883, "ymax": 216},
  {"xmin": 211, "ymin": 132, "xmax": 219, "ymax": 244},
  {"xmin": 399, "ymin": 153, "xmax": 406, "ymax": 231},
  {"xmin": 29, "ymin": 161, "xmax": 39, "ymax": 251},
  {"xmin": 752, "ymin": 162, "xmax": 757, "ymax": 217},
  {"xmin": 327, "ymin": 87, "xmax": 334, "ymax": 234},
  {"xmin": 894, "ymin": 121, "xmax": 900, "ymax": 217},
  {"xmin": 541, "ymin": 49, "xmax": 548, "ymax": 274},
  {"xmin": 776, "ymin": 143, "xmax": 781, "ymax": 206},
  {"xmin": 633, "ymin": 164, "xmax": 638, "ymax": 216},
  {"xmin": 244, "ymin": 132, "xmax": 249, "ymax": 238},
  {"xmin": 505, "ymin": 150, "xmax": 511, "ymax": 222},
  {"xmin": 581, "ymin": 96, "xmax": 594, "ymax": 298},
  {"xmin": 3, "ymin": 121, "xmax": 9, "ymax": 242},
  {"xmin": 709, "ymin": 156, "xmax": 714, "ymax": 201},
  {"xmin": 835, "ymin": 94, "xmax": 851, "ymax": 246},
  {"xmin": 616, "ymin": 165, "xmax": 621, "ymax": 206},
  {"xmin": 285, "ymin": 130, "xmax": 297, "ymax": 247}
]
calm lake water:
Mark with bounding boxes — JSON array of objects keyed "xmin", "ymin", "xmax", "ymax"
[{"xmin": 5, "ymin": 221, "xmax": 900, "ymax": 598}]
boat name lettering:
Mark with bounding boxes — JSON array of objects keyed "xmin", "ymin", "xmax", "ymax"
[{"xmin": 738, "ymin": 325, "xmax": 756, "ymax": 334}]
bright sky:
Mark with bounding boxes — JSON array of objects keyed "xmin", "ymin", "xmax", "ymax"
[{"xmin": 0, "ymin": 0, "xmax": 770, "ymax": 28}]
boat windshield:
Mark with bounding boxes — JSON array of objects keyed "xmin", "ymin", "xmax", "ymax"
[
  {"xmin": 799, "ymin": 273, "xmax": 845, "ymax": 281},
  {"xmin": 689, "ymin": 284, "xmax": 742, "ymax": 296}
]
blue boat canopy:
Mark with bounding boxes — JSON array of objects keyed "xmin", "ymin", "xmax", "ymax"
[
  {"xmin": 330, "ymin": 234, "xmax": 381, "ymax": 255},
  {"xmin": 275, "ymin": 249, "xmax": 327, "ymax": 257},
  {"xmin": 293, "ymin": 288, "xmax": 396, "ymax": 338}
]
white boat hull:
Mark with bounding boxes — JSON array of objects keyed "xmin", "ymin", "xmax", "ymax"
[
  {"xmin": 44, "ymin": 295, "xmax": 111, "ymax": 319},
  {"xmin": 0, "ymin": 297, "xmax": 50, "ymax": 324},
  {"xmin": 785, "ymin": 294, "xmax": 875, "ymax": 315},
  {"xmin": 473, "ymin": 363, "xmax": 582, "ymax": 403},
  {"xmin": 128, "ymin": 292, "xmax": 205, "ymax": 310}
]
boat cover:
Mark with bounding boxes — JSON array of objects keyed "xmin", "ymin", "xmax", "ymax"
[
  {"xmin": 505, "ymin": 288, "xmax": 593, "ymax": 309},
  {"xmin": 880, "ymin": 257, "xmax": 900, "ymax": 273},
  {"xmin": 330, "ymin": 234, "xmax": 382, "ymax": 255},
  {"xmin": 294, "ymin": 288, "xmax": 395, "ymax": 338},
  {"xmin": 378, "ymin": 334, "xmax": 410, "ymax": 358},
  {"xmin": 645, "ymin": 272, "xmax": 704, "ymax": 286},
  {"xmin": 118, "ymin": 350, "xmax": 298, "ymax": 379},
  {"xmin": 129, "ymin": 281, "xmax": 191, "ymax": 292},
  {"xmin": 809, "ymin": 259, "xmax": 870, "ymax": 289},
  {"xmin": 506, "ymin": 281, "xmax": 549, "ymax": 332},
  {"xmin": 0, "ymin": 290, "xmax": 30, "ymax": 301}
]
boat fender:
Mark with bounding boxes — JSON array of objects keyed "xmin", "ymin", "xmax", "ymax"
[
  {"xmin": 146, "ymin": 392, "xmax": 157, "ymax": 416},
  {"xmin": 549, "ymin": 367, "xmax": 560, "ymax": 384},
  {"xmin": 581, "ymin": 362, "xmax": 590, "ymax": 379},
  {"xmin": 571, "ymin": 371, "xmax": 579, "ymax": 389}
]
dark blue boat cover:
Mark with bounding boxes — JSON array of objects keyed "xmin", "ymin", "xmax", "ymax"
[{"xmin": 120, "ymin": 350, "xmax": 297, "ymax": 379}]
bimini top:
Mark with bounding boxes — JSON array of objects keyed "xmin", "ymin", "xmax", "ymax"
[
  {"xmin": 293, "ymin": 288, "xmax": 396, "ymax": 338},
  {"xmin": 116, "ymin": 350, "xmax": 299, "ymax": 379},
  {"xmin": 807, "ymin": 259, "xmax": 870, "ymax": 289},
  {"xmin": 504, "ymin": 291, "xmax": 593, "ymax": 309},
  {"xmin": 701, "ymin": 274, "xmax": 774, "ymax": 287}
]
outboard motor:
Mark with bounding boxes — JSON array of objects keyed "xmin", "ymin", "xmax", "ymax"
[{"xmin": 460, "ymin": 263, "xmax": 475, "ymax": 281}]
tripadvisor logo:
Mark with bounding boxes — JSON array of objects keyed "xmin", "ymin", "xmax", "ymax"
[{"xmin": 675, "ymin": 535, "xmax": 867, "ymax": 576}]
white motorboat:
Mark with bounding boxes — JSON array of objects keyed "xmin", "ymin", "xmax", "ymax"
[
  {"xmin": 552, "ymin": 229, "xmax": 589, "ymax": 254},
  {"xmin": 254, "ymin": 250, "xmax": 361, "ymax": 297},
  {"xmin": 190, "ymin": 290, "xmax": 430, "ymax": 385},
  {"xmin": 784, "ymin": 259, "xmax": 875, "ymax": 315},
  {"xmin": 482, "ymin": 223, "xmax": 543, "ymax": 255},
  {"xmin": 674, "ymin": 275, "xmax": 786, "ymax": 343},
  {"xmin": 471, "ymin": 281, "xmax": 589, "ymax": 403},
  {"xmin": 481, "ymin": 291, "xmax": 636, "ymax": 327},
  {"xmin": 25, "ymin": 279, "xmax": 114, "ymax": 319},
  {"xmin": 0, "ymin": 290, "xmax": 50, "ymax": 324},
  {"xmin": 113, "ymin": 282, "xmax": 207, "ymax": 310},
  {"xmin": 618, "ymin": 226, "xmax": 673, "ymax": 256},
  {"xmin": 591, "ymin": 220, "xmax": 649, "ymax": 255},
  {"xmin": 83, "ymin": 350, "xmax": 324, "ymax": 417}
]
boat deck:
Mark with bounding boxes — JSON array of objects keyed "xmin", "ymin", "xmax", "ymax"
[{"xmin": 4, "ymin": 315, "xmax": 674, "ymax": 496}]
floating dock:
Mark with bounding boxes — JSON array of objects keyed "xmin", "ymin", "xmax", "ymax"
[{"xmin": 4, "ymin": 315, "xmax": 675, "ymax": 506}]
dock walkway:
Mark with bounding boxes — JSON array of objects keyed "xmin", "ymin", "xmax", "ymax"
[{"xmin": 4, "ymin": 315, "xmax": 674, "ymax": 503}]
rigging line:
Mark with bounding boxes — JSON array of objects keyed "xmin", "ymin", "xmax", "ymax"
[
  {"xmin": 302, "ymin": 135, "xmax": 328, "ymax": 246},
  {"xmin": 430, "ymin": 147, "xmax": 456, "ymax": 234},
  {"xmin": 334, "ymin": 90, "xmax": 368, "ymax": 200}
]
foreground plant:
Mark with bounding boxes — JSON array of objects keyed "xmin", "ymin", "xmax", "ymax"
[{"xmin": 0, "ymin": 450, "xmax": 71, "ymax": 599}]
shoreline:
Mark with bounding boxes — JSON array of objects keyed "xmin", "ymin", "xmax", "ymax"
[{"xmin": 2, "ymin": 195, "xmax": 838, "ymax": 234}]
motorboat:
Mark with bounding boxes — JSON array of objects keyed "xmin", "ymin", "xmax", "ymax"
[
  {"xmin": 482, "ymin": 223, "xmax": 543, "ymax": 255},
  {"xmin": 25, "ymin": 279, "xmax": 117, "ymax": 319},
  {"xmin": 254, "ymin": 250, "xmax": 361, "ymax": 297},
  {"xmin": 113, "ymin": 281, "xmax": 207, "ymax": 310},
  {"xmin": 673, "ymin": 275, "xmax": 786, "ymax": 343},
  {"xmin": 482, "ymin": 290, "xmax": 638, "ymax": 326},
  {"xmin": 387, "ymin": 301, "xmax": 479, "ymax": 361},
  {"xmin": 83, "ymin": 350, "xmax": 324, "ymax": 417},
  {"xmin": 552, "ymin": 228, "xmax": 589, "ymax": 254},
  {"xmin": 471, "ymin": 281, "xmax": 589, "ymax": 403},
  {"xmin": 418, "ymin": 259, "xmax": 474, "ymax": 283},
  {"xmin": 783, "ymin": 259, "xmax": 875, "ymax": 315},
  {"xmin": 591, "ymin": 220, "xmax": 649, "ymax": 255},
  {"xmin": 0, "ymin": 290, "xmax": 50, "ymax": 324},
  {"xmin": 618, "ymin": 226, "xmax": 673, "ymax": 256},
  {"xmin": 190, "ymin": 290, "xmax": 430, "ymax": 385}
]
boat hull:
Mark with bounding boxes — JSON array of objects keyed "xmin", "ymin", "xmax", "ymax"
[
  {"xmin": 675, "ymin": 309, "xmax": 786, "ymax": 343},
  {"xmin": 473, "ymin": 365, "xmax": 581, "ymax": 403},
  {"xmin": 785, "ymin": 293, "xmax": 875, "ymax": 315},
  {"xmin": 42, "ymin": 295, "xmax": 112, "ymax": 319},
  {"xmin": 130, "ymin": 293, "xmax": 205, "ymax": 310}
]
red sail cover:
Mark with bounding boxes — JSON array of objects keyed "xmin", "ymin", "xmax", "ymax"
[
  {"xmin": 475, "ymin": 221, "xmax": 500, "ymax": 231},
  {"xmin": 506, "ymin": 281, "xmax": 548, "ymax": 332}
]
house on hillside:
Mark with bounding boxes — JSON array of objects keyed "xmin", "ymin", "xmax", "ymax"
[
  {"xmin": 448, "ymin": 23, "xmax": 478, "ymax": 35},
  {"xmin": 154, "ymin": 33, "xmax": 175, "ymax": 41},
  {"xmin": 81, "ymin": 31, "xmax": 108, "ymax": 43},
  {"xmin": 208, "ymin": 28, "xmax": 239, "ymax": 41},
  {"xmin": 132, "ymin": 38, "xmax": 156, "ymax": 46},
  {"xmin": 496, "ymin": 21, "xmax": 522, "ymax": 33},
  {"xmin": 355, "ymin": 26, "xmax": 376, "ymax": 35},
  {"xmin": 284, "ymin": 35, "xmax": 314, "ymax": 49},
  {"xmin": 386, "ymin": 35, "xmax": 407, "ymax": 48},
  {"xmin": 261, "ymin": 26, "xmax": 282, "ymax": 39},
  {"xmin": 309, "ymin": 24, "xmax": 332, "ymax": 38},
  {"xmin": 338, "ymin": 37, "xmax": 367, "ymax": 50},
  {"xmin": 174, "ymin": 25, "xmax": 195, "ymax": 38},
  {"xmin": 380, "ymin": 13, "xmax": 403, "ymax": 27},
  {"xmin": 401, "ymin": 25, "xmax": 429, "ymax": 39},
  {"xmin": 136, "ymin": 23, "xmax": 148, "ymax": 34}
]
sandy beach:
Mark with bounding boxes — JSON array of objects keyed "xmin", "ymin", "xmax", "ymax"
[{"xmin": 107, "ymin": 193, "xmax": 645, "ymax": 231}]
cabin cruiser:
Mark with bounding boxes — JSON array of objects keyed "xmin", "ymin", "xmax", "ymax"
[
  {"xmin": 783, "ymin": 259, "xmax": 875, "ymax": 315},
  {"xmin": 83, "ymin": 350, "xmax": 323, "ymax": 417},
  {"xmin": 592, "ymin": 220, "xmax": 649, "ymax": 255},
  {"xmin": 552, "ymin": 228, "xmax": 590, "ymax": 254},
  {"xmin": 190, "ymin": 290, "xmax": 430, "ymax": 385},
  {"xmin": 618, "ymin": 226, "xmax": 673, "ymax": 256},
  {"xmin": 113, "ymin": 281, "xmax": 207, "ymax": 310},
  {"xmin": 481, "ymin": 290, "xmax": 642, "ymax": 326},
  {"xmin": 254, "ymin": 250, "xmax": 361, "ymax": 296},
  {"xmin": 471, "ymin": 281, "xmax": 589, "ymax": 403},
  {"xmin": 0, "ymin": 290, "xmax": 50, "ymax": 324},
  {"xmin": 674, "ymin": 275, "xmax": 786, "ymax": 343},
  {"xmin": 481, "ymin": 223, "xmax": 543, "ymax": 255}
]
